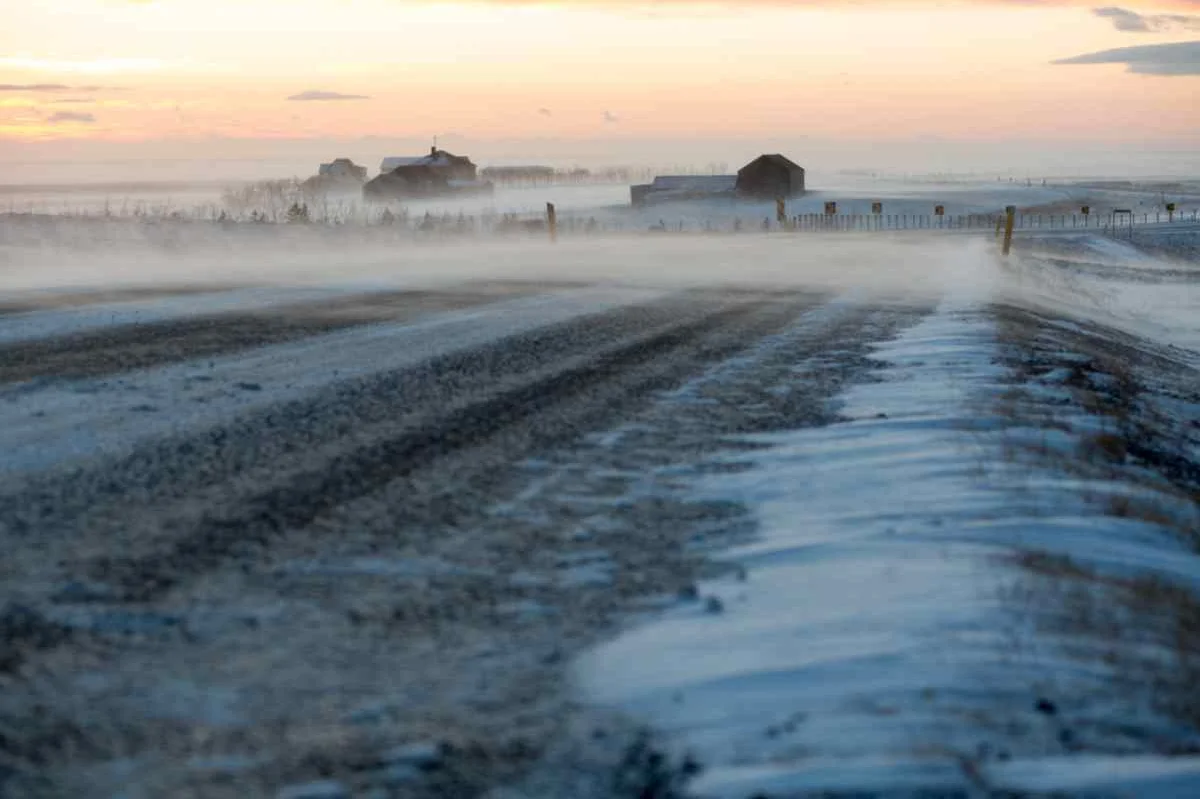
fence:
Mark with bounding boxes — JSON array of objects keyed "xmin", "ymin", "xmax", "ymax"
[
  {"xmin": 539, "ymin": 209, "xmax": 1199, "ymax": 237},
  {"xmin": 661, "ymin": 210, "xmax": 1199, "ymax": 234},
  {"xmin": 4, "ymin": 198, "xmax": 1197, "ymax": 241}
]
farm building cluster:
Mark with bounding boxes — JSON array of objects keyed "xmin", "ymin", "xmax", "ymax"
[
  {"xmin": 302, "ymin": 149, "xmax": 807, "ymax": 206},
  {"xmin": 300, "ymin": 148, "xmax": 495, "ymax": 202}
]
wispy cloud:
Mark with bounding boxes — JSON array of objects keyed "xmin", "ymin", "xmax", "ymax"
[
  {"xmin": 0, "ymin": 83, "xmax": 116, "ymax": 93},
  {"xmin": 538, "ymin": 107, "xmax": 553, "ymax": 116},
  {"xmin": 1054, "ymin": 40, "xmax": 1200, "ymax": 74},
  {"xmin": 286, "ymin": 90, "xmax": 370, "ymax": 102},
  {"xmin": 46, "ymin": 111, "xmax": 97, "ymax": 124},
  {"xmin": 1093, "ymin": 7, "xmax": 1200, "ymax": 33},
  {"xmin": 0, "ymin": 83, "xmax": 71, "ymax": 92},
  {"xmin": 0, "ymin": 57, "xmax": 164, "ymax": 74},
  {"xmin": 603, "ymin": 110, "xmax": 619, "ymax": 123}
]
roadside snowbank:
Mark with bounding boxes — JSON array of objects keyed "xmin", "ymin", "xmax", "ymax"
[
  {"xmin": 1010, "ymin": 232, "xmax": 1200, "ymax": 359},
  {"xmin": 575, "ymin": 301, "xmax": 1200, "ymax": 795}
]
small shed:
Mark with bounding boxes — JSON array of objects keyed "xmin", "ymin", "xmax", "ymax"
[
  {"xmin": 631, "ymin": 174, "xmax": 737, "ymax": 207},
  {"xmin": 736, "ymin": 154, "xmax": 805, "ymax": 199}
]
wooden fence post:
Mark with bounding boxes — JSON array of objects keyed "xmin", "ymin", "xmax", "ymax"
[
  {"xmin": 546, "ymin": 203, "xmax": 557, "ymax": 243},
  {"xmin": 1002, "ymin": 205, "xmax": 1016, "ymax": 256}
]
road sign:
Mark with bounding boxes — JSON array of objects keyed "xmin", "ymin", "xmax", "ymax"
[
  {"xmin": 1081, "ymin": 206, "xmax": 1090, "ymax": 215},
  {"xmin": 934, "ymin": 205, "xmax": 945, "ymax": 216},
  {"xmin": 871, "ymin": 202, "xmax": 882, "ymax": 214},
  {"xmin": 824, "ymin": 201, "xmax": 837, "ymax": 216}
]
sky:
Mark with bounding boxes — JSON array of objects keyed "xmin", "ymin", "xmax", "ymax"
[{"xmin": 0, "ymin": 0, "xmax": 1198, "ymax": 180}]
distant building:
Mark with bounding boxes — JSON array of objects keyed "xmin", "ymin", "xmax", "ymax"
[
  {"xmin": 365, "ymin": 147, "xmax": 492, "ymax": 201},
  {"xmin": 631, "ymin": 175, "xmax": 737, "ymax": 207},
  {"xmin": 317, "ymin": 158, "xmax": 367, "ymax": 182},
  {"xmin": 378, "ymin": 148, "xmax": 478, "ymax": 181},
  {"xmin": 630, "ymin": 154, "xmax": 805, "ymax": 206},
  {"xmin": 302, "ymin": 158, "xmax": 367, "ymax": 193},
  {"xmin": 736, "ymin": 154, "xmax": 805, "ymax": 199}
]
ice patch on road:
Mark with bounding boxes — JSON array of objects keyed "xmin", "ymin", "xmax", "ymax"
[{"xmin": 575, "ymin": 302, "xmax": 1200, "ymax": 795}]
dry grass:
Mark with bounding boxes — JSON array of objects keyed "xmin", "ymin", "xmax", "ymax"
[
  {"xmin": 990, "ymin": 302, "xmax": 1200, "ymax": 736},
  {"xmin": 1010, "ymin": 549, "xmax": 1200, "ymax": 732}
]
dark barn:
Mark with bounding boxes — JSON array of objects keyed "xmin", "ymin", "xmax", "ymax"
[{"xmin": 736, "ymin": 154, "xmax": 805, "ymax": 199}]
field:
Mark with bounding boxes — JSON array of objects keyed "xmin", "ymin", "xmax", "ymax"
[{"xmin": 0, "ymin": 180, "xmax": 1199, "ymax": 798}]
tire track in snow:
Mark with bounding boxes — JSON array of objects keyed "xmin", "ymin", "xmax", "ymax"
[
  {"xmin": 0, "ymin": 285, "xmax": 236, "ymax": 316},
  {"xmin": 0, "ymin": 285, "xmax": 666, "ymax": 481},
  {"xmin": 0, "ymin": 284, "xmax": 366, "ymax": 345},
  {"xmin": 0, "ymin": 285, "xmax": 566, "ymax": 385},
  {"xmin": 0, "ymin": 290, "xmax": 812, "ymax": 602},
  {"xmin": 83, "ymin": 297, "xmax": 812, "ymax": 601}
]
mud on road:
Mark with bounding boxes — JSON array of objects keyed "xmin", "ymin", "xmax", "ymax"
[{"xmin": 0, "ymin": 283, "xmax": 931, "ymax": 798}]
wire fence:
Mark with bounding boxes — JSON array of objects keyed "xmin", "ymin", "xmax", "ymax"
[{"xmin": 3, "ymin": 195, "xmax": 1197, "ymax": 241}]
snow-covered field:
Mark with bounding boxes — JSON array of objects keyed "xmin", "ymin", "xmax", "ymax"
[{"xmin": 0, "ymin": 210, "xmax": 1197, "ymax": 797}]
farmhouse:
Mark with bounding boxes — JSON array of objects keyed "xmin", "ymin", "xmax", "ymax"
[
  {"xmin": 365, "ymin": 147, "xmax": 492, "ymax": 201},
  {"xmin": 378, "ymin": 148, "xmax": 478, "ymax": 181},
  {"xmin": 736, "ymin": 154, "xmax": 805, "ymax": 199}
]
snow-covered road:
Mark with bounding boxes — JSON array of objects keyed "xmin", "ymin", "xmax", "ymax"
[{"xmin": 0, "ymin": 231, "xmax": 1197, "ymax": 798}]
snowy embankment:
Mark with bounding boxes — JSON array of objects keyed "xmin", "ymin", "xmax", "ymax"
[
  {"xmin": 575, "ymin": 294, "xmax": 1200, "ymax": 796},
  {"xmin": 1011, "ymin": 231, "xmax": 1200, "ymax": 357}
]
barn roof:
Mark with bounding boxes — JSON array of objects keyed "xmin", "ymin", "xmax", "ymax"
[
  {"xmin": 381, "ymin": 150, "xmax": 472, "ymax": 173},
  {"xmin": 740, "ymin": 154, "xmax": 804, "ymax": 172},
  {"xmin": 650, "ymin": 175, "xmax": 736, "ymax": 192},
  {"xmin": 381, "ymin": 156, "xmax": 426, "ymax": 172}
]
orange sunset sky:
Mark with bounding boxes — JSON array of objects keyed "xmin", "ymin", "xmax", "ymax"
[{"xmin": 0, "ymin": 0, "xmax": 1197, "ymax": 178}]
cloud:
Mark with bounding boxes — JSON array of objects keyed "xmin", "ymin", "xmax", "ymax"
[
  {"xmin": 603, "ymin": 110, "xmax": 619, "ymax": 123},
  {"xmin": 1093, "ymin": 6, "xmax": 1200, "ymax": 33},
  {"xmin": 538, "ymin": 107, "xmax": 553, "ymax": 116},
  {"xmin": 0, "ymin": 57, "xmax": 163, "ymax": 74},
  {"xmin": 46, "ymin": 111, "xmax": 96, "ymax": 124},
  {"xmin": 0, "ymin": 83, "xmax": 72, "ymax": 92},
  {"xmin": 286, "ymin": 90, "xmax": 370, "ymax": 102},
  {"xmin": 1054, "ymin": 40, "xmax": 1200, "ymax": 74},
  {"xmin": 0, "ymin": 84, "xmax": 119, "ymax": 94},
  {"xmin": 51, "ymin": 98, "xmax": 94, "ymax": 104}
]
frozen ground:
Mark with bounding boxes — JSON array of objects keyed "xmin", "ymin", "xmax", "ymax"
[{"xmin": 0, "ymin": 222, "xmax": 1197, "ymax": 798}]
